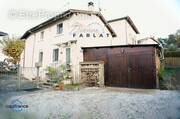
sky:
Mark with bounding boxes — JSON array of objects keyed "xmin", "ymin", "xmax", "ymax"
[{"xmin": 0, "ymin": 0, "xmax": 180, "ymax": 38}]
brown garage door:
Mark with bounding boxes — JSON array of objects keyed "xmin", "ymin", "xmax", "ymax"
[{"xmin": 83, "ymin": 46, "xmax": 157, "ymax": 89}]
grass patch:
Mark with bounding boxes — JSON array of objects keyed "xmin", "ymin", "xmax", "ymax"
[
  {"xmin": 164, "ymin": 67, "xmax": 180, "ymax": 73},
  {"xmin": 160, "ymin": 66, "xmax": 180, "ymax": 90},
  {"xmin": 63, "ymin": 83, "xmax": 84, "ymax": 90}
]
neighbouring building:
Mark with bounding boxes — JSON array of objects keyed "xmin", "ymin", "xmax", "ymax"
[
  {"xmin": 0, "ymin": 31, "xmax": 8, "ymax": 61},
  {"xmin": 20, "ymin": 3, "xmax": 160, "ymax": 88}
]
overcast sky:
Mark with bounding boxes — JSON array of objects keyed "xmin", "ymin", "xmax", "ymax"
[{"xmin": 0, "ymin": 0, "xmax": 180, "ymax": 38}]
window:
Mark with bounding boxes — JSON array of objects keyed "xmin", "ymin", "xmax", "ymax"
[
  {"xmin": 40, "ymin": 31, "xmax": 44, "ymax": 39},
  {"xmin": 66, "ymin": 48, "xmax": 71, "ymax": 65},
  {"xmin": 53, "ymin": 49, "xmax": 59, "ymax": 62},
  {"xmin": 39, "ymin": 52, "xmax": 43, "ymax": 63},
  {"xmin": 57, "ymin": 23, "xmax": 63, "ymax": 34}
]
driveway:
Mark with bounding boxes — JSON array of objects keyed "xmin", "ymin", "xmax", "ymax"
[{"xmin": 0, "ymin": 87, "xmax": 180, "ymax": 119}]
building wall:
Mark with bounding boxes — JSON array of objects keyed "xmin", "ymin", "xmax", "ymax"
[
  {"xmin": 21, "ymin": 12, "xmax": 138, "ymax": 81},
  {"xmin": 108, "ymin": 20, "xmax": 137, "ymax": 45},
  {"xmin": 0, "ymin": 37, "xmax": 8, "ymax": 61}
]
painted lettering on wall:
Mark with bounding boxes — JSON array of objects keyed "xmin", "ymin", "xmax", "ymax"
[{"xmin": 69, "ymin": 22, "xmax": 110, "ymax": 38}]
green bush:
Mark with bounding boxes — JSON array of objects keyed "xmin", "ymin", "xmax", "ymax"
[
  {"xmin": 46, "ymin": 66, "xmax": 57, "ymax": 77},
  {"xmin": 46, "ymin": 64, "xmax": 71, "ymax": 83},
  {"xmin": 158, "ymin": 65, "xmax": 165, "ymax": 80},
  {"xmin": 164, "ymin": 51, "xmax": 180, "ymax": 57}
]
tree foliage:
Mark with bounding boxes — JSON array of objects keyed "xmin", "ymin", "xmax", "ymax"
[
  {"xmin": 0, "ymin": 37, "xmax": 25, "ymax": 64},
  {"xmin": 176, "ymin": 29, "xmax": 180, "ymax": 47},
  {"xmin": 158, "ymin": 29, "xmax": 180, "ymax": 51}
]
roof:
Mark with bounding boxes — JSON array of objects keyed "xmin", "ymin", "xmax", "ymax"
[
  {"xmin": 0, "ymin": 31, "xmax": 8, "ymax": 36},
  {"xmin": 21, "ymin": 9, "xmax": 117, "ymax": 39},
  {"xmin": 82, "ymin": 44, "xmax": 159, "ymax": 49},
  {"xmin": 108, "ymin": 16, "xmax": 140, "ymax": 34},
  {"xmin": 138, "ymin": 37, "xmax": 159, "ymax": 45}
]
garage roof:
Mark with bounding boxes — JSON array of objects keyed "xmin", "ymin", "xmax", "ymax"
[{"xmin": 82, "ymin": 44, "xmax": 159, "ymax": 49}]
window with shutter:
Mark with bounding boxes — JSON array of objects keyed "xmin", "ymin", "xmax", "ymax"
[{"xmin": 53, "ymin": 49, "xmax": 59, "ymax": 62}]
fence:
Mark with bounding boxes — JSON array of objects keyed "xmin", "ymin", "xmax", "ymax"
[
  {"xmin": 0, "ymin": 65, "xmax": 71, "ymax": 91},
  {"xmin": 0, "ymin": 70, "xmax": 19, "ymax": 91},
  {"xmin": 165, "ymin": 57, "xmax": 180, "ymax": 66},
  {"xmin": 0, "ymin": 67, "xmax": 41, "ymax": 92}
]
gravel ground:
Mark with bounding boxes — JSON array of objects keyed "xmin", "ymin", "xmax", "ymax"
[{"xmin": 0, "ymin": 87, "xmax": 180, "ymax": 119}]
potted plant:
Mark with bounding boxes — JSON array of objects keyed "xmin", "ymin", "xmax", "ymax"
[{"xmin": 53, "ymin": 64, "xmax": 71, "ymax": 90}]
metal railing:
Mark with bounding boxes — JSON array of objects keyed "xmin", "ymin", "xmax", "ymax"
[{"xmin": 0, "ymin": 67, "xmax": 38, "ymax": 92}]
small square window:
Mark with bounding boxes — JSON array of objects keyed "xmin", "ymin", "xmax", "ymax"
[{"xmin": 57, "ymin": 23, "xmax": 63, "ymax": 34}]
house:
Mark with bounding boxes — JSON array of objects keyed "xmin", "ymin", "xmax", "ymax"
[
  {"xmin": 0, "ymin": 31, "xmax": 8, "ymax": 61},
  {"xmin": 20, "ymin": 2, "xmax": 160, "ymax": 88}
]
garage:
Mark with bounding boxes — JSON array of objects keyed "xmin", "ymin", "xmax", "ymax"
[{"xmin": 83, "ymin": 45, "xmax": 159, "ymax": 89}]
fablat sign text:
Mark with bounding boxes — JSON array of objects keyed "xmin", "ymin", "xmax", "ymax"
[{"xmin": 69, "ymin": 22, "xmax": 110, "ymax": 38}]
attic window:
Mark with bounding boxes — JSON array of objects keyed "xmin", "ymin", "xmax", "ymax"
[{"xmin": 57, "ymin": 23, "xmax": 63, "ymax": 34}]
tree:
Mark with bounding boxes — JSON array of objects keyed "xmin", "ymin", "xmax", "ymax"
[
  {"xmin": 158, "ymin": 29, "xmax": 180, "ymax": 51},
  {"xmin": 0, "ymin": 37, "xmax": 25, "ymax": 64},
  {"xmin": 167, "ymin": 34, "xmax": 177, "ymax": 45},
  {"xmin": 175, "ymin": 29, "xmax": 180, "ymax": 47}
]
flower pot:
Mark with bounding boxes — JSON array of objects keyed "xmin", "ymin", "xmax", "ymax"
[{"xmin": 53, "ymin": 82, "xmax": 64, "ymax": 90}]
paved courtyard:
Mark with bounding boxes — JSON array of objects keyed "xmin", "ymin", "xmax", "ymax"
[{"xmin": 0, "ymin": 87, "xmax": 180, "ymax": 119}]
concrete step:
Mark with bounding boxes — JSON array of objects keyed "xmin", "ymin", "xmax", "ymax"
[{"xmin": 38, "ymin": 82, "xmax": 53, "ymax": 89}]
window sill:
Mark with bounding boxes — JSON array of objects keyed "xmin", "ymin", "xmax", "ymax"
[{"xmin": 52, "ymin": 61, "xmax": 59, "ymax": 63}]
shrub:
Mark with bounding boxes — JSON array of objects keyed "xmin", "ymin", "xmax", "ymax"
[
  {"xmin": 164, "ymin": 51, "xmax": 180, "ymax": 57},
  {"xmin": 46, "ymin": 64, "xmax": 71, "ymax": 83},
  {"xmin": 158, "ymin": 65, "xmax": 165, "ymax": 80},
  {"xmin": 46, "ymin": 66, "xmax": 57, "ymax": 77}
]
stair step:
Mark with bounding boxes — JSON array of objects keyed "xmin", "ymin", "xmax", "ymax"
[
  {"xmin": 39, "ymin": 84, "xmax": 52, "ymax": 89},
  {"xmin": 38, "ymin": 82, "xmax": 54, "ymax": 89}
]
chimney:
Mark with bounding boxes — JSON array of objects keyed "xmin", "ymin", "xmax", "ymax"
[{"xmin": 88, "ymin": 1, "xmax": 94, "ymax": 11}]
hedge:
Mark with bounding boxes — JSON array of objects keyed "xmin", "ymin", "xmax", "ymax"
[{"xmin": 165, "ymin": 51, "xmax": 180, "ymax": 57}]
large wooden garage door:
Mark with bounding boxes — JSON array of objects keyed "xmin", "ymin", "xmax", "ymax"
[{"xmin": 83, "ymin": 46, "xmax": 157, "ymax": 89}]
